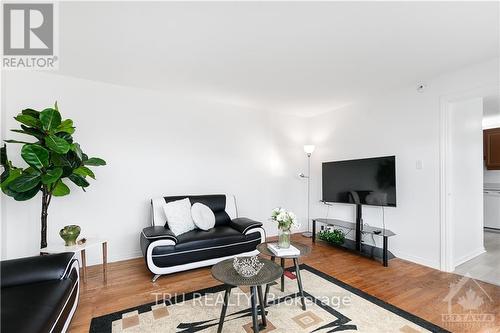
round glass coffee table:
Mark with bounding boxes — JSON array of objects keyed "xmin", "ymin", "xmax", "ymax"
[
  {"xmin": 257, "ymin": 242, "xmax": 311, "ymax": 310},
  {"xmin": 212, "ymin": 257, "xmax": 283, "ymax": 333}
]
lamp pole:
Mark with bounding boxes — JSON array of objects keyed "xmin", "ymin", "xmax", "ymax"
[
  {"xmin": 302, "ymin": 152, "xmax": 312, "ymax": 237},
  {"xmin": 301, "ymin": 145, "xmax": 315, "ymax": 238}
]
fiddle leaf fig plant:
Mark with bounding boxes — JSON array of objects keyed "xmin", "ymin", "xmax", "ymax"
[{"xmin": 0, "ymin": 103, "xmax": 106, "ymax": 249}]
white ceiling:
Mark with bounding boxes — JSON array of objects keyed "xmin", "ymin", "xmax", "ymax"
[{"xmin": 57, "ymin": 1, "xmax": 499, "ymax": 116}]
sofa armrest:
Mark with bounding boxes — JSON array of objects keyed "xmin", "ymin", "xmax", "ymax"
[
  {"xmin": 141, "ymin": 226, "xmax": 178, "ymax": 243},
  {"xmin": 230, "ymin": 217, "xmax": 263, "ymax": 234},
  {"xmin": 1, "ymin": 252, "xmax": 76, "ymax": 289},
  {"xmin": 140, "ymin": 226, "xmax": 177, "ymax": 259}
]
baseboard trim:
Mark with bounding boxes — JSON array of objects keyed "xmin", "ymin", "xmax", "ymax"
[
  {"xmin": 101, "ymin": 247, "xmax": 442, "ymax": 270},
  {"xmin": 390, "ymin": 250, "xmax": 440, "ymax": 270},
  {"xmin": 109, "ymin": 251, "xmax": 143, "ymax": 263},
  {"xmin": 454, "ymin": 247, "xmax": 486, "ymax": 267},
  {"xmin": 83, "ymin": 250, "xmax": 143, "ymax": 267},
  {"xmin": 484, "ymin": 227, "xmax": 500, "ymax": 234}
]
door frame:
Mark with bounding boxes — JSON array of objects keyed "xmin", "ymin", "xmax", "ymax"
[{"xmin": 439, "ymin": 84, "xmax": 499, "ymax": 272}]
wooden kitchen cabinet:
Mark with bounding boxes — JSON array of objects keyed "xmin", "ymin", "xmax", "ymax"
[{"xmin": 484, "ymin": 127, "xmax": 500, "ymax": 170}]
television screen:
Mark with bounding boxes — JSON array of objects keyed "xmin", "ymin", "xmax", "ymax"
[{"xmin": 322, "ymin": 156, "xmax": 396, "ymax": 207}]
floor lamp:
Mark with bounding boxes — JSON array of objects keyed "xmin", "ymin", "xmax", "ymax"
[{"xmin": 301, "ymin": 145, "xmax": 315, "ymax": 238}]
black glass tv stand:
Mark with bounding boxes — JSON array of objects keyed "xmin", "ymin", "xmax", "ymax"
[{"xmin": 312, "ymin": 217, "xmax": 396, "ymax": 266}]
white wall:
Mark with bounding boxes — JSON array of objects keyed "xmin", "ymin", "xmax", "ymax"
[
  {"xmin": 1, "ymin": 59, "xmax": 498, "ymax": 270},
  {"xmin": 450, "ymin": 98, "xmax": 484, "ymax": 266},
  {"xmin": 306, "ymin": 58, "xmax": 499, "ymax": 269},
  {"xmin": 0, "ymin": 71, "xmax": 307, "ymax": 265}
]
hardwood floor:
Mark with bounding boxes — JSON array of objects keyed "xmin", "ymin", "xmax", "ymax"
[{"xmin": 70, "ymin": 235, "xmax": 499, "ymax": 332}]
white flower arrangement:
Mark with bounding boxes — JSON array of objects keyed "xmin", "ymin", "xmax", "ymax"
[{"xmin": 271, "ymin": 207, "xmax": 300, "ymax": 231}]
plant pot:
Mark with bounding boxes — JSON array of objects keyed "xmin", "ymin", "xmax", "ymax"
[
  {"xmin": 59, "ymin": 225, "xmax": 81, "ymax": 246},
  {"xmin": 278, "ymin": 228, "xmax": 291, "ymax": 248}
]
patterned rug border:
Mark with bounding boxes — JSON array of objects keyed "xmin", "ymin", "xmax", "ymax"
[
  {"xmin": 89, "ymin": 264, "xmax": 450, "ymax": 333},
  {"xmin": 296, "ymin": 265, "xmax": 449, "ymax": 333}
]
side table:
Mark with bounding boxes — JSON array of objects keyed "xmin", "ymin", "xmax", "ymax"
[
  {"xmin": 257, "ymin": 242, "xmax": 311, "ymax": 310},
  {"xmin": 212, "ymin": 258, "xmax": 283, "ymax": 333},
  {"xmin": 41, "ymin": 237, "xmax": 108, "ymax": 283}
]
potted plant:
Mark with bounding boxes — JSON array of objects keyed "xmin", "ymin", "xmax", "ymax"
[
  {"xmin": 271, "ymin": 207, "xmax": 299, "ymax": 248},
  {"xmin": 0, "ymin": 103, "xmax": 106, "ymax": 249},
  {"xmin": 318, "ymin": 228, "xmax": 346, "ymax": 245}
]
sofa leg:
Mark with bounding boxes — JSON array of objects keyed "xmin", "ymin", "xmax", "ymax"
[{"xmin": 152, "ymin": 274, "xmax": 161, "ymax": 282}]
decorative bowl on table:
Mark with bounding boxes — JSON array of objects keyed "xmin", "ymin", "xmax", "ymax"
[
  {"xmin": 233, "ymin": 256, "xmax": 264, "ymax": 278},
  {"xmin": 59, "ymin": 225, "xmax": 81, "ymax": 246}
]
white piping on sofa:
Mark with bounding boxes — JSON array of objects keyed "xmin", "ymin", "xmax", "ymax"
[
  {"xmin": 152, "ymin": 238, "xmax": 261, "ymax": 258},
  {"xmin": 51, "ymin": 258, "xmax": 80, "ymax": 333},
  {"xmin": 145, "ymin": 227, "xmax": 266, "ymax": 276}
]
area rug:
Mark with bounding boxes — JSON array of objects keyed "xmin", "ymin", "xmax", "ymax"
[{"xmin": 90, "ymin": 264, "xmax": 448, "ymax": 332}]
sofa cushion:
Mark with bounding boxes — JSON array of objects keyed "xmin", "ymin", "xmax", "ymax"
[
  {"xmin": 1, "ymin": 272, "xmax": 78, "ymax": 333},
  {"xmin": 175, "ymin": 226, "xmax": 245, "ymax": 249},
  {"xmin": 151, "ymin": 226, "xmax": 261, "ymax": 268},
  {"xmin": 191, "ymin": 203, "xmax": 216, "ymax": 230},
  {"xmin": 163, "ymin": 195, "xmax": 231, "ymax": 226},
  {"xmin": 163, "ymin": 198, "xmax": 196, "ymax": 236}
]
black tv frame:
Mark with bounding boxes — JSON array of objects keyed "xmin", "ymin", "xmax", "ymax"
[
  {"xmin": 321, "ymin": 155, "xmax": 397, "ymax": 207},
  {"xmin": 321, "ymin": 155, "xmax": 397, "ymax": 251}
]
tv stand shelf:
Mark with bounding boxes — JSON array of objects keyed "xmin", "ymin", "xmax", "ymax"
[{"xmin": 312, "ymin": 218, "xmax": 396, "ymax": 266}]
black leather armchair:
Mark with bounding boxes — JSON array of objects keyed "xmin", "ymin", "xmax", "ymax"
[
  {"xmin": 141, "ymin": 194, "xmax": 266, "ymax": 281},
  {"xmin": 1, "ymin": 252, "xmax": 80, "ymax": 333}
]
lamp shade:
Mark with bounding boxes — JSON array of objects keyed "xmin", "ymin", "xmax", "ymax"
[{"xmin": 303, "ymin": 145, "xmax": 315, "ymax": 154}]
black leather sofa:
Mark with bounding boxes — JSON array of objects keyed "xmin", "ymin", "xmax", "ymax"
[
  {"xmin": 140, "ymin": 194, "xmax": 266, "ymax": 281},
  {"xmin": 1, "ymin": 252, "xmax": 80, "ymax": 333}
]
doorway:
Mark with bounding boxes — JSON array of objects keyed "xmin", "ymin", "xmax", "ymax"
[
  {"xmin": 453, "ymin": 94, "xmax": 500, "ymax": 285},
  {"xmin": 439, "ymin": 85, "xmax": 500, "ymax": 282}
]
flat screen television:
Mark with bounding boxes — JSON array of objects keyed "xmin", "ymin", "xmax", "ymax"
[{"xmin": 322, "ymin": 156, "xmax": 396, "ymax": 207}]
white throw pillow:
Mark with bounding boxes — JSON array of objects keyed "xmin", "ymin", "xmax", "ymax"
[
  {"xmin": 191, "ymin": 203, "xmax": 216, "ymax": 231},
  {"xmin": 163, "ymin": 198, "xmax": 196, "ymax": 236}
]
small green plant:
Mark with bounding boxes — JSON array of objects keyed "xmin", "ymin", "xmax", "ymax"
[
  {"xmin": 0, "ymin": 103, "xmax": 106, "ymax": 249},
  {"xmin": 318, "ymin": 228, "xmax": 345, "ymax": 245}
]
